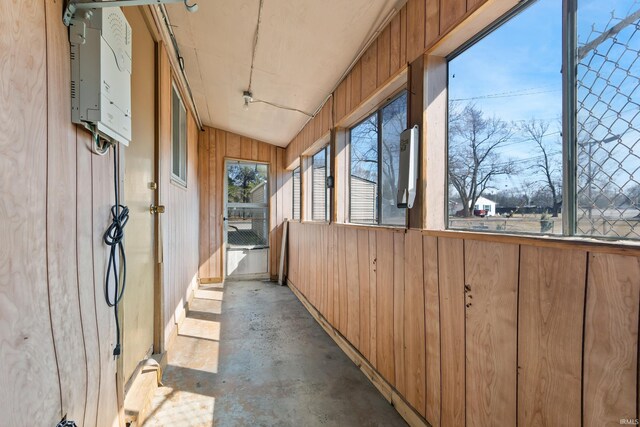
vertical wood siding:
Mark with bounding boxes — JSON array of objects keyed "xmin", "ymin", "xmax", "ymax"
[{"xmin": 286, "ymin": 222, "xmax": 640, "ymax": 427}]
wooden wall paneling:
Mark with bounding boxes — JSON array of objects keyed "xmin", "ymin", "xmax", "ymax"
[
  {"xmin": 393, "ymin": 231, "xmax": 406, "ymax": 396},
  {"xmin": 251, "ymin": 139, "xmax": 259, "ymax": 160},
  {"xmin": 425, "ymin": 0, "xmax": 440, "ymax": 47},
  {"xmin": 408, "ymin": 55, "xmax": 425, "ymax": 230},
  {"xmin": 583, "ymin": 253, "xmax": 640, "ymax": 426},
  {"xmin": 46, "ymin": 0, "xmax": 87, "ymax": 421},
  {"xmin": 0, "ymin": 0, "xmax": 62, "ymax": 420},
  {"xmin": 198, "ymin": 129, "xmax": 210, "ymax": 278},
  {"xmin": 258, "ymin": 140, "xmax": 271, "ymax": 163},
  {"xmin": 378, "ymin": 24, "xmax": 391, "ymax": 85},
  {"xmin": 423, "ymin": 235, "xmax": 440, "ymax": 426},
  {"xmin": 77, "ymin": 130, "xmax": 102, "ymax": 426},
  {"xmin": 438, "ymin": 237, "xmax": 465, "ymax": 427},
  {"xmin": 404, "ymin": 230, "xmax": 426, "ymax": 416},
  {"xmin": 313, "ymin": 110, "xmax": 322, "ymax": 142},
  {"xmin": 345, "ymin": 227, "xmax": 361, "ymax": 348},
  {"xmin": 338, "ymin": 227, "xmax": 348, "ymax": 335},
  {"xmin": 518, "ymin": 246, "xmax": 587, "ymax": 427},
  {"xmin": 335, "ymin": 79, "xmax": 347, "ymax": 124},
  {"xmin": 331, "ymin": 225, "xmax": 339, "ymax": 325},
  {"xmin": 406, "ymin": 0, "xmax": 426, "ymax": 63},
  {"xmin": 357, "ymin": 229, "xmax": 371, "ymax": 359},
  {"xmin": 270, "ymin": 147, "xmax": 278, "ymax": 278},
  {"xmin": 439, "ymin": 0, "xmax": 466, "ymax": 35},
  {"xmin": 350, "ymin": 61, "xmax": 362, "ymax": 111},
  {"xmin": 464, "ymin": 241, "xmax": 518, "ymax": 427},
  {"xmin": 92, "ymin": 150, "xmax": 121, "ymax": 427},
  {"xmin": 400, "ymin": 5, "xmax": 408, "ymax": 66},
  {"xmin": 467, "ymin": 0, "xmax": 487, "ymax": 14},
  {"xmin": 389, "ymin": 12, "xmax": 402, "ymax": 74},
  {"xmin": 309, "ymin": 225, "xmax": 318, "ymax": 305},
  {"xmin": 368, "ymin": 229, "xmax": 378, "ymax": 368},
  {"xmin": 226, "ymin": 132, "xmax": 241, "ymax": 159},
  {"xmin": 245, "ymin": 137, "xmax": 253, "ymax": 160},
  {"xmin": 376, "ymin": 229, "xmax": 395, "ymax": 384},
  {"xmin": 361, "ymin": 41, "xmax": 378, "ymax": 100},
  {"xmin": 211, "ymin": 129, "xmax": 223, "ymax": 279},
  {"xmin": 345, "ymin": 74, "xmax": 353, "ymax": 117},
  {"xmin": 324, "ymin": 225, "xmax": 333, "ymax": 322}
]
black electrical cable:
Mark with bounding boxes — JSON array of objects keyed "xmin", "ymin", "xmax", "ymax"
[{"xmin": 103, "ymin": 142, "xmax": 129, "ymax": 357}]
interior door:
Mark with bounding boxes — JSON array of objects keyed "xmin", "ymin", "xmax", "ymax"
[
  {"xmin": 121, "ymin": 7, "xmax": 157, "ymax": 384},
  {"xmin": 225, "ymin": 160, "xmax": 270, "ymax": 279}
]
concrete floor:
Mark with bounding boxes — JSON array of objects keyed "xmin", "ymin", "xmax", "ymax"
[{"xmin": 144, "ymin": 280, "xmax": 407, "ymax": 427}]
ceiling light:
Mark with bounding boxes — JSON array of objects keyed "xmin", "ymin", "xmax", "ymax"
[{"xmin": 243, "ymin": 90, "xmax": 253, "ymax": 111}]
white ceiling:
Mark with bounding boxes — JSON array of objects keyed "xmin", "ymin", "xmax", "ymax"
[{"xmin": 165, "ymin": 0, "xmax": 401, "ymax": 147}]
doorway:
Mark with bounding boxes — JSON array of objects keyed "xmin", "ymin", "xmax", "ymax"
[{"xmin": 225, "ymin": 160, "xmax": 270, "ymax": 279}]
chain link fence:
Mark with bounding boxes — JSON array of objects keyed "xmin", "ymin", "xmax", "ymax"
[
  {"xmin": 576, "ymin": 2, "xmax": 640, "ymax": 239},
  {"xmin": 226, "ymin": 207, "xmax": 269, "ymax": 248}
]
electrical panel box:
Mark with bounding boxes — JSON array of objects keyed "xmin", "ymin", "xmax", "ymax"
[
  {"xmin": 70, "ymin": 7, "xmax": 132, "ymax": 145},
  {"xmin": 397, "ymin": 125, "xmax": 419, "ymax": 209}
]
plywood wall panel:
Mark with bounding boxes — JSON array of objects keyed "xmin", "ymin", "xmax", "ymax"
[
  {"xmin": 376, "ymin": 230, "xmax": 395, "ymax": 384},
  {"xmin": 361, "ymin": 41, "xmax": 378, "ymax": 100},
  {"xmin": 346, "ymin": 228, "xmax": 361, "ymax": 347},
  {"xmin": 357, "ymin": 229, "xmax": 372, "ymax": 359},
  {"xmin": 199, "ymin": 129, "xmax": 210, "ymax": 278},
  {"xmin": 226, "ymin": 132, "xmax": 241, "ymax": 159},
  {"xmin": 438, "ymin": 237, "xmax": 465, "ymax": 427},
  {"xmin": 76, "ymin": 130, "xmax": 102, "ymax": 427},
  {"xmin": 393, "ymin": 231, "xmax": 406, "ymax": 395},
  {"xmin": 368, "ymin": 230, "xmax": 378, "ymax": 368},
  {"xmin": 518, "ymin": 246, "xmax": 586, "ymax": 427},
  {"xmin": 400, "ymin": 6, "xmax": 408, "ymax": 66},
  {"xmin": 389, "ymin": 12, "xmax": 402, "ymax": 75},
  {"xmin": 406, "ymin": 0, "xmax": 426, "ymax": 63},
  {"xmin": 404, "ymin": 230, "xmax": 426, "ymax": 416},
  {"xmin": 583, "ymin": 253, "xmax": 639, "ymax": 427},
  {"xmin": 439, "ymin": 0, "xmax": 466, "ymax": 34},
  {"xmin": 0, "ymin": 1, "xmax": 61, "ymax": 421},
  {"xmin": 425, "ymin": 0, "xmax": 440, "ymax": 48},
  {"xmin": 45, "ymin": 0, "xmax": 87, "ymax": 420},
  {"xmin": 423, "ymin": 235, "xmax": 440, "ymax": 426},
  {"xmin": 350, "ymin": 61, "xmax": 362, "ymax": 110},
  {"xmin": 338, "ymin": 227, "xmax": 349, "ymax": 335},
  {"xmin": 92, "ymin": 149, "xmax": 121, "ymax": 427},
  {"xmin": 377, "ymin": 28, "xmax": 391, "ymax": 86},
  {"xmin": 464, "ymin": 241, "xmax": 518, "ymax": 427}
]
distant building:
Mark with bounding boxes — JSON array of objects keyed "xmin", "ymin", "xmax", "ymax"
[
  {"xmin": 350, "ymin": 175, "xmax": 377, "ymax": 223},
  {"xmin": 473, "ymin": 196, "xmax": 496, "ymax": 216}
]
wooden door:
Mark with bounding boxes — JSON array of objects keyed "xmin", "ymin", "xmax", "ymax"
[{"xmin": 121, "ymin": 7, "xmax": 157, "ymax": 383}]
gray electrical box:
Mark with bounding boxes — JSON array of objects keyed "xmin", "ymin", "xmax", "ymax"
[
  {"xmin": 397, "ymin": 125, "xmax": 419, "ymax": 209},
  {"xmin": 70, "ymin": 7, "xmax": 132, "ymax": 145}
]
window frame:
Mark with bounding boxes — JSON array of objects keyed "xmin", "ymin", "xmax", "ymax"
[
  {"xmin": 310, "ymin": 145, "xmax": 331, "ymax": 222},
  {"xmin": 292, "ymin": 166, "xmax": 301, "ymax": 221},
  {"xmin": 170, "ymin": 82, "xmax": 188, "ymax": 187},
  {"xmin": 348, "ymin": 90, "xmax": 408, "ymax": 227}
]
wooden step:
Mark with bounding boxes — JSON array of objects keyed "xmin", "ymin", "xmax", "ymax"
[{"xmin": 123, "ymin": 357, "xmax": 163, "ymax": 427}]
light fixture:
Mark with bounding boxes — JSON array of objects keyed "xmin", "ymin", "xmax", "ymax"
[{"xmin": 243, "ymin": 90, "xmax": 253, "ymax": 111}]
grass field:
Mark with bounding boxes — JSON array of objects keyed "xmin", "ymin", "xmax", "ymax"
[{"xmin": 449, "ymin": 213, "xmax": 640, "ymax": 239}]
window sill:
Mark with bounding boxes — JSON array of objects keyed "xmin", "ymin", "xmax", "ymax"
[{"xmin": 170, "ymin": 177, "xmax": 187, "ymax": 190}]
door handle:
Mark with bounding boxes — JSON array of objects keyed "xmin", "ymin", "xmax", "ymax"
[{"xmin": 150, "ymin": 204, "xmax": 166, "ymax": 214}]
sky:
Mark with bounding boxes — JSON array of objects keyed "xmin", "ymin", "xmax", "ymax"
[{"xmin": 447, "ymin": 0, "xmax": 640, "ymax": 194}]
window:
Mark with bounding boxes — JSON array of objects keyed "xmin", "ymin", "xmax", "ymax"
[
  {"xmin": 350, "ymin": 91, "xmax": 407, "ymax": 226},
  {"xmin": 447, "ymin": 0, "xmax": 640, "ymax": 239},
  {"xmin": 312, "ymin": 146, "xmax": 330, "ymax": 221},
  {"xmin": 171, "ymin": 84, "xmax": 187, "ymax": 185},
  {"xmin": 292, "ymin": 167, "xmax": 301, "ymax": 220}
]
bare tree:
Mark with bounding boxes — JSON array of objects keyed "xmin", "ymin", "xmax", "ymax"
[
  {"xmin": 448, "ymin": 103, "xmax": 515, "ymax": 217},
  {"xmin": 521, "ymin": 119, "xmax": 562, "ymax": 216}
]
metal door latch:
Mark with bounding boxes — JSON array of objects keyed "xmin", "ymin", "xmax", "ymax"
[{"xmin": 150, "ymin": 204, "xmax": 166, "ymax": 214}]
